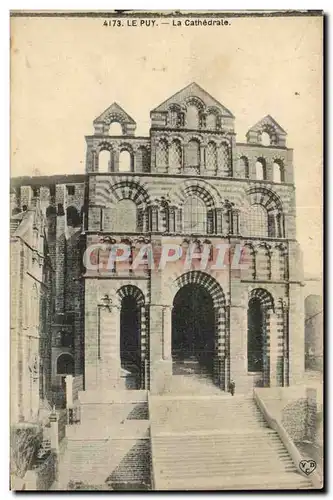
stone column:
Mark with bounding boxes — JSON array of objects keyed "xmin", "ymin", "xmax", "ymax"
[
  {"xmin": 149, "ymin": 238, "xmax": 172, "ymax": 393},
  {"xmin": 266, "ymin": 159, "xmax": 274, "ymax": 181},
  {"xmin": 229, "ymin": 284, "xmax": 248, "ymax": 394},
  {"xmin": 140, "ymin": 305, "xmax": 147, "ymax": 389},
  {"xmin": 275, "ymin": 299, "xmax": 287, "ymax": 387},
  {"xmin": 231, "ymin": 210, "xmax": 240, "ymax": 236},
  {"xmin": 91, "ymin": 149, "xmax": 97, "ymax": 172},
  {"xmin": 215, "ymin": 208, "xmax": 223, "ymax": 234},
  {"xmin": 200, "ymin": 144, "xmax": 206, "ymax": 173},
  {"xmin": 216, "ymin": 305, "xmax": 228, "ymax": 390},
  {"xmin": 162, "ymin": 305, "xmax": 172, "ymax": 361},
  {"xmin": 221, "ymin": 208, "xmax": 230, "ymax": 236},
  {"xmin": 269, "ymin": 310, "xmax": 279, "ymax": 387},
  {"xmin": 249, "ymin": 158, "xmax": 257, "ymax": 180},
  {"xmin": 65, "ymin": 375, "xmax": 73, "ymax": 408},
  {"xmin": 98, "ymin": 299, "xmax": 121, "ymax": 389},
  {"xmin": 113, "ymin": 148, "xmax": 119, "ymax": 172}
]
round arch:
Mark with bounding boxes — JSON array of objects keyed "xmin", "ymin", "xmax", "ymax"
[
  {"xmin": 117, "ymin": 284, "xmax": 145, "ymax": 307},
  {"xmin": 170, "ymin": 271, "xmax": 227, "ymax": 390},
  {"xmin": 172, "ymin": 270, "xmax": 226, "ymax": 308},
  {"xmin": 117, "ymin": 284, "xmax": 147, "ymax": 389},
  {"xmin": 103, "ymin": 112, "xmax": 128, "ymax": 135},
  {"xmin": 246, "ymin": 186, "xmax": 283, "ymax": 213},
  {"xmin": 247, "ymin": 287, "xmax": 275, "ymax": 387},
  {"xmin": 107, "ymin": 179, "xmax": 150, "ymax": 208},
  {"xmin": 56, "ymin": 353, "xmax": 74, "ymax": 375},
  {"xmin": 184, "ymin": 96, "xmax": 206, "ymax": 111},
  {"xmin": 168, "ymin": 178, "xmax": 222, "ymax": 210},
  {"xmin": 249, "ymin": 287, "xmax": 275, "ymax": 310}
]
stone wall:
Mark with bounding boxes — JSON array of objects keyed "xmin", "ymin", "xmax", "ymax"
[{"xmin": 255, "ymin": 386, "xmax": 318, "ymax": 443}]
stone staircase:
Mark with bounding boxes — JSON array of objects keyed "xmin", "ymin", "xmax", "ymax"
[
  {"xmin": 56, "ymin": 391, "xmax": 151, "ymax": 490},
  {"xmin": 167, "ymin": 359, "xmax": 221, "ymax": 395},
  {"xmin": 150, "ymin": 395, "xmax": 313, "ymax": 490}
]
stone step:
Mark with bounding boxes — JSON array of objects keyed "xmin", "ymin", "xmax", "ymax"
[
  {"xmin": 154, "ymin": 447, "xmax": 291, "ymax": 458},
  {"xmin": 156, "ymin": 465, "xmax": 297, "ymax": 478},
  {"xmin": 153, "ymin": 432, "xmax": 280, "ymax": 441},
  {"xmin": 156, "ymin": 473, "xmax": 313, "ymax": 490},
  {"xmin": 153, "ymin": 409, "xmax": 266, "ymax": 417},
  {"xmin": 155, "ymin": 456, "xmax": 294, "ymax": 468}
]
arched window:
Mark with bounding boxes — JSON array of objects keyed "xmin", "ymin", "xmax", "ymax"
[
  {"xmin": 156, "ymin": 140, "xmax": 168, "ymax": 169},
  {"xmin": 169, "ymin": 140, "xmax": 182, "ymax": 171},
  {"xmin": 183, "ymin": 195, "xmax": 207, "ymax": 234},
  {"xmin": 206, "ymin": 113, "xmax": 217, "ymax": 130},
  {"xmin": 57, "ymin": 354, "xmax": 74, "ymax": 375},
  {"xmin": 99, "ymin": 150, "xmax": 110, "ymax": 173},
  {"xmin": 186, "ymin": 105, "xmax": 200, "ymax": 129},
  {"xmin": 239, "ymin": 156, "xmax": 249, "ymax": 178},
  {"xmin": 109, "ymin": 121, "xmax": 123, "ymax": 136},
  {"xmin": 185, "ymin": 139, "xmax": 200, "ymax": 167},
  {"xmin": 255, "ymin": 159, "xmax": 266, "ymax": 180},
  {"xmin": 206, "ymin": 142, "xmax": 217, "ymax": 172},
  {"xmin": 273, "ymin": 160, "xmax": 285, "ymax": 183},
  {"xmin": 169, "ymin": 110, "xmax": 178, "ymax": 128},
  {"xmin": 114, "ymin": 199, "xmax": 137, "ymax": 232},
  {"xmin": 137, "ymin": 146, "xmax": 150, "ymax": 173},
  {"xmin": 247, "ymin": 298, "xmax": 264, "ymax": 372},
  {"xmin": 261, "ymin": 131, "xmax": 271, "ymax": 146},
  {"xmin": 247, "ymin": 204, "xmax": 268, "ymax": 237},
  {"xmin": 220, "ymin": 144, "xmax": 230, "ymax": 175},
  {"xmin": 119, "ymin": 150, "xmax": 132, "ymax": 172}
]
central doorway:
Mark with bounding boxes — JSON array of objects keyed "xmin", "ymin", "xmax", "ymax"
[
  {"xmin": 172, "ymin": 283, "xmax": 215, "ymax": 382},
  {"xmin": 120, "ymin": 295, "xmax": 141, "ymax": 389}
]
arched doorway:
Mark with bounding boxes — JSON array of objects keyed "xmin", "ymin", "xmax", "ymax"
[
  {"xmin": 247, "ymin": 298, "xmax": 264, "ymax": 373},
  {"xmin": 172, "ymin": 283, "xmax": 216, "ymax": 383},
  {"xmin": 120, "ymin": 296, "xmax": 141, "ymax": 389},
  {"xmin": 118, "ymin": 285, "xmax": 146, "ymax": 389},
  {"xmin": 247, "ymin": 289, "xmax": 274, "ymax": 387}
]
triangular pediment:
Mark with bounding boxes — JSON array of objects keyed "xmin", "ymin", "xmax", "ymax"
[
  {"xmin": 93, "ymin": 102, "xmax": 136, "ymax": 125},
  {"xmin": 152, "ymin": 82, "xmax": 234, "ymax": 117},
  {"xmin": 249, "ymin": 115, "xmax": 287, "ymax": 135}
]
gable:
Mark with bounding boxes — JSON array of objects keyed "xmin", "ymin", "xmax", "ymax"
[
  {"xmin": 248, "ymin": 115, "xmax": 287, "ymax": 136},
  {"xmin": 152, "ymin": 82, "xmax": 234, "ymax": 118},
  {"xmin": 93, "ymin": 102, "xmax": 136, "ymax": 125}
]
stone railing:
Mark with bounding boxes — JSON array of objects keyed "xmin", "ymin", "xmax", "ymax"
[{"xmin": 254, "ymin": 388, "xmax": 322, "ymax": 489}]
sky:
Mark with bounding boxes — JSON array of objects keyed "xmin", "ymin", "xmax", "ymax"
[{"xmin": 10, "ymin": 13, "xmax": 323, "ymax": 277}]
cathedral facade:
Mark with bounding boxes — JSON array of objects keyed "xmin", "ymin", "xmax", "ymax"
[{"xmin": 11, "ymin": 83, "xmax": 305, "ymax": 413}]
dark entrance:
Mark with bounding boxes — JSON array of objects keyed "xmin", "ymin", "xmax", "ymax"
[
  {"xmin": 172, "ymin": 284, "xmax": 215, "ymax": 379},
  {"xmin": 120, "ymin": 295, "xmax": 141, "ymax": 388},
  {"xmin": 247, "ymin": 297, "xmax": 264, "ymax": 373}
]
